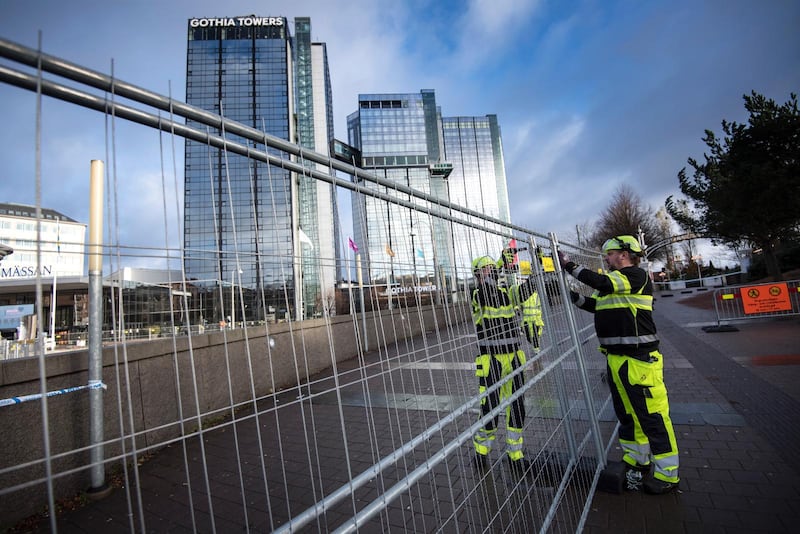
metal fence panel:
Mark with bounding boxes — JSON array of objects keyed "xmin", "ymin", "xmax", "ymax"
[
  {"xmin": 712, "ymin": 279, "xmax": 800, "ymax": 325},
  {"xmin": 0, "ymin": 39, "xmax": 617, "ymax": 533}
]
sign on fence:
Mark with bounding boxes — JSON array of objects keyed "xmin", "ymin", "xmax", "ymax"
[
  {"xmin": 710, "ymin": 279, "xmax": 800, "ymax": 329},
  {"xmin": 740, "ymin": 282, "xmax": 792, "ymax": 314}
]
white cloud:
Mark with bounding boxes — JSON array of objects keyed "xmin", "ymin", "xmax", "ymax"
[
  {"xmin": 451, "ymin": 0, "xmax": 543, "ymax": 70},
  {"xmin": 507, "ymin": 114, "xmax": 585, "ymax": 186}
]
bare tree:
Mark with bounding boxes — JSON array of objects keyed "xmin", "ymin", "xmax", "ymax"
[
  {"xmin": 587, "ymin": 184, "xmax": 669, "ymax": 260},
  {"xmin": 561, "ymin": 220, "xmax": 593, "ymax": 248}
]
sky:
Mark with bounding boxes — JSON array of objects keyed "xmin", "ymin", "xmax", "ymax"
[{"xmin": 1, "ymin": 0, "xmax": 798, "ymax": 270}]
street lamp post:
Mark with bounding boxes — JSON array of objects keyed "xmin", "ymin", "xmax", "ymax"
[
  {"xmin": 687, "ymin": 240, "xmax": 703, "ymax": 286},
  {"xmin": 637, "ymin": 226, "xmax": 653, "ymax": 282},
  {"xmin": 694, "ymin": 253, "xmax": 704, "ymax": 286}
]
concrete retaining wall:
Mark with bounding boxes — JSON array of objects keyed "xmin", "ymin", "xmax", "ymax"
[{"xmin": 0, "ymin": 304, "xmax": 468, "ymax": 526}]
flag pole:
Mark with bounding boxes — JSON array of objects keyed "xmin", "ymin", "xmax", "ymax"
[
  {"xmin": 48, "ymin": 218, "xmax": 58, "ymax": 350},
  {"xmin": 385, "ymin": 243, "xmax": 395, "ymax": 310},
  {"xmin": 387, "ymin": 255, "xmax": 393, "ymax": 310},
  {"xmin": 356, "ymin": 251, "xmax": 368, "ymax": 352}
]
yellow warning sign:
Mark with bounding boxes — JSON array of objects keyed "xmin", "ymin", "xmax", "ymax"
[
  {"xmin": 740, "ymin": 282, "xmax": 792, "ymax": 314},
  {"xmin": 541, "ymin": 256, "xmax": 556, "ymax": 273}
]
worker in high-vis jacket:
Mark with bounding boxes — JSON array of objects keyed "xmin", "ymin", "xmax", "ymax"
[
  {"xmin": 471, "ymin": 254, "xmax": 539, "ymax": 479},
  {"xmin": 558, "ymin": 235, "xmax": 679, "ymax": 494},
  {"xmin": 518, "ymin": 260, "xmax": 544, "ymax": 353}
]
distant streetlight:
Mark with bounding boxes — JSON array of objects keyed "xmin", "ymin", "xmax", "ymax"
[
  {"xmin": 691, "ymin": 254, "xmax": 704, "ymax": 285},
  {"xmin": 0, "ymin": 242, "xmax": 13, "ymax": 261}
]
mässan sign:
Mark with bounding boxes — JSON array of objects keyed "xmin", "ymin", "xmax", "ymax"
[
  {"xmin": 1, "ymin": 265, "xmax": 53, "ymax": 278},
  {"xmin": 190, "ymin": 17, "xmax": 284, "ymax": 28}
]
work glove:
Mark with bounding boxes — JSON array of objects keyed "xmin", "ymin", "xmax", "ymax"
[
  {"xmin": 569, "ymin": 290, "xmax": 580, "ymax": 303},
  {"xmin": 500, "ymin": 248, "xmax": 515, "ymax": 267},
  {"xmin": 557, "ymin": 250, "xmax": 571, "ymax": 269}
]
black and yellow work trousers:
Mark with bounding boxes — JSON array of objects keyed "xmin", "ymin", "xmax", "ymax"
[
  {"xmin": 473, "ymin": 350, "xmax": 526, "ymax": 461},
  {"xmin": 607, "ymin": 350, "xmax": 679, "ymax": 484}
]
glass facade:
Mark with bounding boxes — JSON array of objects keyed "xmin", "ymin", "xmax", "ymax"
[
  {"xmin": 347, "ymin": 90, "xmax": 510, "ymax": 286},
  {"xmin": 347, "ymin": 91, "xmax": 445, "ymax": 286},
  {"xmin": 442, "ymin": 115, "xmax": 509, "ymax": 268},
  {"xmin": 293, "ymin": 18, "xmax": 339, "ymax": 319},
  {"xmin": 184, "ymin": 17, "xmax": 337, "ymax": 323}
]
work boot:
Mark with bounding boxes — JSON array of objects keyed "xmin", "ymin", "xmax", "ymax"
[
  {"xmin": 624, "ymin": 464, "xmax": 650, "ymax": 491},
  {"xmin": 643, "ymin": 477, "xmax": 679, "ymax": 495}
]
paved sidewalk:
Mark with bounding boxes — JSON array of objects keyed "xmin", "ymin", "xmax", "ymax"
[
  {"xmin": 15, "ymin": 289, "xmax": 800, "ymax": 533},
  {"xmin": 585, "ymin": 289, "xmax": 800, "ymax": 533}
]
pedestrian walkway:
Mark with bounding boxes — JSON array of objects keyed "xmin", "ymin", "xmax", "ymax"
[
  {"xmin": 585, "ymin": 289, "xmax": 800, "ymax": 533},
  {"xmin": 16, "ymin": 289, "xmax": 800, "ymax": 533}
]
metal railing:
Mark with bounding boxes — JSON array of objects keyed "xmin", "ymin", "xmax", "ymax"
[{"xmin": 711, "ymin": 278, "xmax": 800, "ymax": 325}]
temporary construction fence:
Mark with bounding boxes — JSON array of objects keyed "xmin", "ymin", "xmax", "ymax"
[
  {"xmin": 0, "ymin": 37, "xmax": 618, "ymax": 533},
  {"xmin": 705, "ymin": 279, "xmax": 800, "ymax": 332},
  {"xmin": 1, "ymin": 239, "xmax": 614, "ymax": 533}
]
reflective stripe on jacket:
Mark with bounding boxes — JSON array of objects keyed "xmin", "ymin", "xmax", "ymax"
[
  {"xmin": 472, "ymin": 284, "xmax": 522, "ymax": 354},
  {"xmin": 521, "ymin": 291, "xmax": 543, "ymax": 326},
  {"xmin": 574, "ymin": 265, "xmax": 659, "ymax": 356},
  {"xmin": 521, "ymin": 291, "xmax": 543, "ymax": 340}
]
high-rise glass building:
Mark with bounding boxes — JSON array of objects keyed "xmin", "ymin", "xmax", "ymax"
[
  {"xmin": 346, "ymin": 90, "xmax": 450, "ymax": 287},
  {"xmin": 184, "ymin": 15, "xmax": 337, "ymax": 322},
  {"xmin": 347, "ymin": 90, "xmax": 509, "ymax": 285},
  {"xmin": 442, "ymin": 115, "xmax": 510, "ymax": 269}
]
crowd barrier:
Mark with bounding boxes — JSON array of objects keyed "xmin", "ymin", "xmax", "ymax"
[{"xmin": 706, "ymin": 279, "xmax": 800, "ymax": 331}]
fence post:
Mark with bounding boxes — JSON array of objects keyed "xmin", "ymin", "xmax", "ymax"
[
  {"xmin": 87, "ymin": 159, "xmax": 109, "ymax": 497},
  {"xmin": 550, "ymin": 232, "xmax": 608, "ymax": 468}
]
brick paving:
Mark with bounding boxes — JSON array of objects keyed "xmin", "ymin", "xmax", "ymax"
[
  {"xmin": 585, "ymin": 290, "xmax": 800, "ymax": 534},
  {"xmin": 16, "ymin": 289, "xmax": 800, "ymax": 533}
]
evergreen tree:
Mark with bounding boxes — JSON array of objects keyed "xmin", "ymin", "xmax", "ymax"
[{"xmin": 667, "ymin": 92, "xmax": 800, "ymax": 280}]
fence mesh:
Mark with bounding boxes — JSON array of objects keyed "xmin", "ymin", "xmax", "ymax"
[{"xmin": 0, "ymin": 39, "xmax": 620, "ymax": 533}]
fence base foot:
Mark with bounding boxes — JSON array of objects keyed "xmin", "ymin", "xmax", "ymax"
[
  {"xmin": 86, "ymin": 483, "xmax": 112, "ymax": 500},
  {"xmin": 597, "ymin": 461, "xmax": 626, "ymax": 494},
  {"xmin": 702, "ymin": 325, "xmax": 739, "ymax": 333},
  {"xmin": 533, "ymin": 451, "xmax": 601, "ymax": 488}
]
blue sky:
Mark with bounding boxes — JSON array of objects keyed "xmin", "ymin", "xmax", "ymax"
[{"xmin": 1, "ymin": 0, "xmax": 798, "ymax": 268}]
